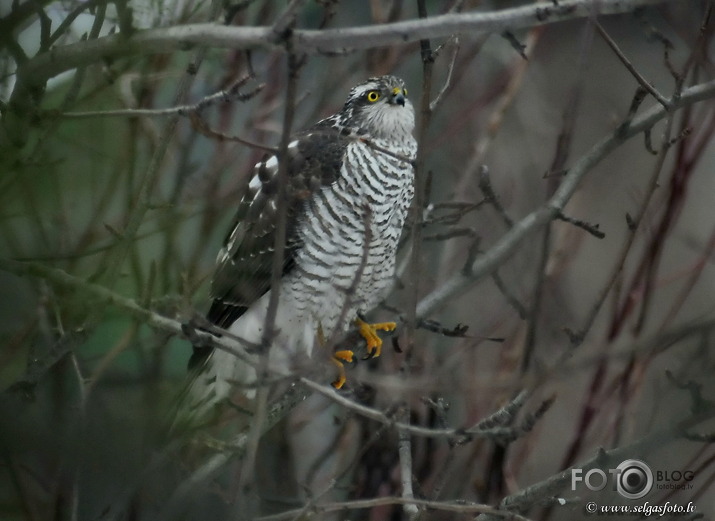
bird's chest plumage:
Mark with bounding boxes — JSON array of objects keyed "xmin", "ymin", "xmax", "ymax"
[{"xmin": 285, "ymin": 137, "xmax": 416, "ymax": 334}]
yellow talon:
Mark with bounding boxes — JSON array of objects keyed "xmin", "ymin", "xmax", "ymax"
[
  {"xmin": 327, "ymin": 319, "xmax": 396, "ymax": 389},
  {"xmin": 356, "ymin": 318, "xmax": 396, "ymax": 359},
  {"xmin": 331, "ymin": 350, "xmax": 354, "ymax": 389},
  {"xmin": 334, "ymin": 349, "xmax": 355, "ymax": 363}
]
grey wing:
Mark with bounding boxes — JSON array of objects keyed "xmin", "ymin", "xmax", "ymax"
[{"xmin": 197, "ymin": 125, "xmax": 350, "ymax": 353}]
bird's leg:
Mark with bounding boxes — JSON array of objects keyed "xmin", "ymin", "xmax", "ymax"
[
  {"xmin": 356, "ymin": 315, "xmax": 396, "ymax": 359},
  {"xmin": 331, "ymin": 349, "xmax": 355, "ymax": 389},
  {"xmin": 317, "ymin": 323, "xmax": 355, "ymax": 389},
  {"xmin": 324, "ymin": 317, "xmax": 397, "ymax": 389}
]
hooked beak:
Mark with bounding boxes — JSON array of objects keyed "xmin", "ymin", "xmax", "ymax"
[{"xmin": 390, "ymin": 87, "xmax": 406, "ymax": 106}]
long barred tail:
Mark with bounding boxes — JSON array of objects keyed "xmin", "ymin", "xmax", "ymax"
[
  {"xmin": 168, "ymin": 340, "xmax": 257, "ymax": 436},
  {"xmin": 165, "ymin": 324, "xmax": 361, "ymax": 520}
]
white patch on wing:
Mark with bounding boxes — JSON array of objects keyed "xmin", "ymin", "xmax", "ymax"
[
  {"xmin": 216, "ymin": 246, "xmax": 229, "ymax": 264},
  {"xmin": 265, "ymin": 155, "xmax": 279, "ymax": 171},
  {"xmin": 250, "ymin": 155, "xmax": 280, "ymax": 192},
  {"xmin": 248, "ymin": 173, "xmax": 262, "ymax": 191}
]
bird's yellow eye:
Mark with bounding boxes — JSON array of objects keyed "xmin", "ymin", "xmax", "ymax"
[
  {"xmin": 366, "ymin": 90, "xmax": 381, "ymax": 102},
  {"xmin": 403, "ymin": 88, "xmax": 408, "ymax": 97}
]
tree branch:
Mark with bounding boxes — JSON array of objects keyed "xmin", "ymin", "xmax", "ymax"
[
  {"xmin": 255, "ymin": 495, "xmax": 532, "ymax": 521},
  {"xmin": 0, "ymin": 258, "xmax": 258, "ymax": 371},
  {"xmin": 9, "ymin": 0, "xmax": 679, "ymax": 105},
  {"xmin": 594, "ymin": 21, "xmax": 670, "ymax": 109},
  {"xmin": 416, "ymin": 77, "xmax": 715, "ymax": 319},
  {"xmin": 492, "ymin": 405, "xmax": 715, "ymax": 517}
]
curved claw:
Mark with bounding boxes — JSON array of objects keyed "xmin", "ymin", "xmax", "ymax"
[
  {"xmin": 331, "ymin": 350, "xmax": 355, "ymax": 389},
  {"xmin": 356, "ymin": 318, "xmax": 396, "ymax": 359}
]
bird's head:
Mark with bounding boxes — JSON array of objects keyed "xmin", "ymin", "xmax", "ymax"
[{"xmin": 340, "ymin": 75, "xmax": 415, "ymax": 140}]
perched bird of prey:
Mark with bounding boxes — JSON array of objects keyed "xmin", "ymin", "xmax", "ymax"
[{"xmin": 187, "ymin": 75, "xmax": 416, "ymax": 419}]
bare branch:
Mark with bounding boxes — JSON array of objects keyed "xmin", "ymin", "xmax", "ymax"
[
  {"xmin": 479, "ymin": 165, "xmax": 514, "ymax": 228},
  {"xmin": 294, "ymin": 0, "xmax": 674, "ymax": 54},
  {"xmin": 189, "ymin": 111, "xmax": 277, "ymax": 153},
  {"xmin": 491, "ymin": 271, "xmax": 528, "ymax": 319},
  {"xmin": 9, "ymin": 0, "xmax": 677, "ymax": 102},
  {"xmin": 501, "ymin": 30, "xmax": 528, "ymax": 60},
  {"xmin": 47, "ymin": 0, "xmax": 105, "ymax": 47},
  {"xmin": 256, "ymin": 495, "xmax": 532, "ymax": 521},
  {"xmin": 417, "ymin": 318, "xmax": 471, "ymax": 338},
  {"xmin": 617, "ymin": 86, "xmax": 649, "ymax": 135},
  {"xmin": 430, "ymin": 36, "xmax": 460, "ymax": 112},
  {"xmin": 595, "ymin": 21, "xmax": 670, "ymax": 109},
  {"xmin": 298, "ymin": 377, "xmax": 549, "ymax": 443},
  {"xmin": 271, "ymin": 0, "xmax": 306, "ymax": 37},
  {"xmin": 397, "ymin": 406, "xmax": 419, "ymax": 520},
  {"xmin": 59, "ymin": 77, "xmax": 264, "ymax": 119},
  {"xmin": 470, "ymin": 391, "xmax": 528, "ymax": 432},
  {"xmin": 158, "ymin": 382, "xmax": 310, "ymax": 521},
  {"xmin": 555, "ymin": 212, "xmax": 605, "ymax": 239},
  {"xmin": 416, "ymin": 77, "xmax": 715, "ymax": 320},
  {"xmin": 494, "ymin": 405, "xmax": 715, "ymax": 516},
  {"xmin": 0, "ymin": 258, "xmax": 258, "ymax": 369}
]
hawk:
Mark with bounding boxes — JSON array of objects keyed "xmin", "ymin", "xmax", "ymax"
[{"xmin": 188, "ymin": 75, "xmax": 416, "ymax": 416}]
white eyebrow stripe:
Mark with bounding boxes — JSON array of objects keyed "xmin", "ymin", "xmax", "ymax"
[{"xmin": 353, "ymin": 82, "xmax": 381, "ymax": 95}]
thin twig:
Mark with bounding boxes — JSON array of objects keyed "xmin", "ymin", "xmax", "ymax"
[
  {"xmin": 397, "ymin": 405, "xmax": 420, "ymax": 519},
  {"xmin": 595, "ymin": 21, "xmax": 670, "ymax": 109},
  {"xmin": 495, "ymin": 405, "xmax": 715, "ymax": 516},
  {"xmin": 235, "ymin": 50, "xmax": 303, "ymax": 516},
  {"xmin": 10, "ymin": 0, "xmax": 676, "ymax": 103},
  {"xmin": 479, "ymin": 165, "xmax": 514, "ymax": 228},
  {"xmin": 298, "ymin": 376, "xmax": 546, "ymax": 441},
  {"xmin": 158, "ymin": 382, "xmax": 310, "ymax": 521},
  {"xmin": 501, "ymin": 30, "xmax": 527, "ymax": 59},
  {"xmin": 617, "ymin": 86, "xmax": 648, "ymax": 136},
  {"xmin": 34, "ymin": 2, "xmax": 52, "ymax": 53},
  {"xmin": 189, "ymin": 111, "xmax": 277, "ymax": 152},
  {"xmin": 47, "ymin": 0, "xmax": 105, "ymax": 47},
  {"xmin": 471, "ymin": 390, "xmax": 528, "ymax": 431},
  {"xmin": 393, "ymin": 6, "xmax": 434, "ymax": 512},
  {"xmin": 93, "ymin": 1, "xmax": 223, "ymax": 304},
  {"xmin": 272, "ymin": 0, "xmax": 306, "ymax": 37},
  {"xmin": 59, "ymin": 78, "xmax": 264, "ymax": 119},
  {"xmin": 0, "ymin": 258, "xmax": 259, "ymax": 370},
  {"xmin": 555, "ymin": 212, "xmax": 605, "ymax": 239},
  {"xmin": 423, "ymin": 227, "xmax": 477, "ymax": 242},
  {"xmin": 554, "ymin": 109, "xmax": 677, "ymax": 475},
  {"xmin": 258, "ymin": 53, "xmax": 300, "ymax": 352},
  {"xmin": 416, "ymin": 78, "xmax": 715, "ymax": 320},
  {"xmin": 404, "ymin": 0, "xmax": 435, "ymax": 364},
  {"xmin": 491, "ymin": 271, "xmax": 528, "ymax": 319},
  {"xmin": 430, "ymin": 36, "xmax": 460, "ymax": 111},
  {"xmin": 256, "ymin": 495, "xmax": 532, "ymax": 521},
  {"xmin": 417, "ymin": 318, "xmax": 471, "ymax": 338},
  {"xmin": 461, "ymin": 27, "xmax": 540, "ymax": 179}
]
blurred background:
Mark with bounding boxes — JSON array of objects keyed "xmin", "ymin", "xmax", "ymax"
[{"xmin": 1, "ymin": 1, "xmax": 715, "ymax": 520}]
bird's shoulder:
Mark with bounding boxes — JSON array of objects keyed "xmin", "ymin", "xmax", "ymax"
[{"xmin": 203, "ymin": 117, "xmax": 355, "ymax": 331}]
